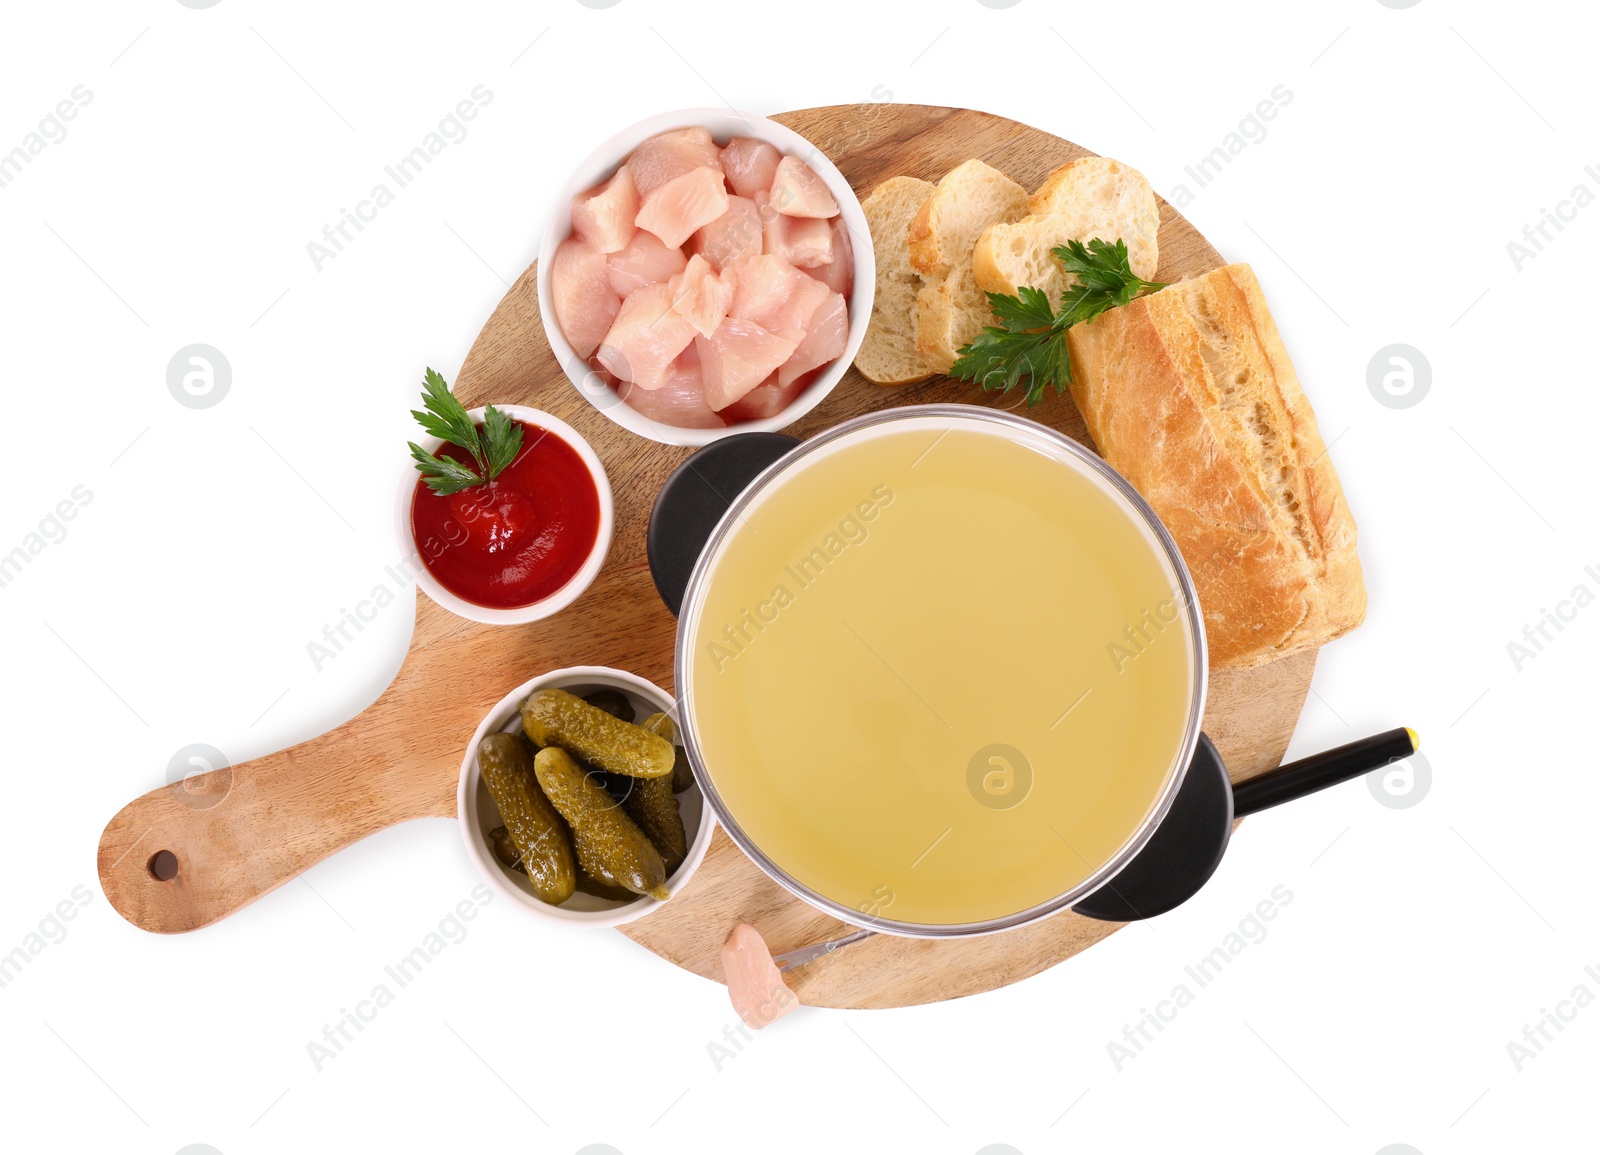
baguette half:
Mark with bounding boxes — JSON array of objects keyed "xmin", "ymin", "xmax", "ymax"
[
  {"xmin": 1065, "ymin": 263, "xmax": 1365, "ymax": 668},
  {"xmin": 907, "ymin": 160, "xmax": 1029, "ymax": 372},
  {"xmin": 973, "ymin": 156, "xmax": 1161, "ymax": 300},
  {"xmin": 855, "ymin": 176, "xmax": 936, "ymax": 386}
]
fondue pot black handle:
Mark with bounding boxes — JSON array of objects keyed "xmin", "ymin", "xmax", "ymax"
[
  {"xmin": 1073, "ymin": 727, "xmax": 1420, "ymax": 922},
  {"xmin": 647, "ymin": 432, "xmax": 800, "ymax": 616}
]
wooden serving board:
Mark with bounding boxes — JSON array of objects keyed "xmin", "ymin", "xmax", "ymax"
[{"xmin": 97, "ymin": 105, "xmax": 1316, "ymax": 1010}]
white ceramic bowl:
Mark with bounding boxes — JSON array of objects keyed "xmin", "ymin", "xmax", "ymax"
[
  {"xmin": 395, "ymin": 404, "xmax": 613, "ymax": 625},
  {"xmin": 537, "ymin": 107, "xmax": 876, "ymax": 448},
  {"xmin": 458, "ymin": 666, "xmax": 714, "ymax": 928}
]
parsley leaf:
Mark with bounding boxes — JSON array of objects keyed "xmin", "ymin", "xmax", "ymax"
[
  {"xmin": 406, "ymin": 368, "xmax": 524, "ymax": 497},
  {"xmin": 989, "ymin": 284, "xmax": 1059, "ymax": 332},
  {"xmin": 480, "ymin": 403, "xmax": 522, "ymax": 479},
  {"xmin": 949, "ymin": 237, "xmax": 1167, "ymax": 405},
  {"xmin": 408, "ymin": 440, "xmax": 483, "ymax": 496},
  {"xmin": 411, "ymin": 367, "xmax": 487, "ymax": 474}
]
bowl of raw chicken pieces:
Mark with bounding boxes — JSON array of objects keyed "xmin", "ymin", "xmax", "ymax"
[{"xmin": 538, "ymin": 108, "xmax": 875, "ymax": 446}]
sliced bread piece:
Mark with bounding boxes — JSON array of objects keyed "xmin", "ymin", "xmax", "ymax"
[
  {"xmin": 854, "ymin": 176, "xmax": 936, "ymax": 386},
  {"xmin": 907, "ymin": 160, "xmax": 1029, "ymax": 278},
  {"xmin": 907, "ymin": 160, "xmax": 1029, "ymax": 372},
  {"xmin": 972, "ymin": 157, "xmax": 1161, "ymax": 302}
]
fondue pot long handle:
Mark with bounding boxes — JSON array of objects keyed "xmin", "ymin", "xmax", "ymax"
[
  {"xmin": 1074, "ymin": 727, "xmax": 1421, "ymax": 924},
  {"xmin": 1232, "ymin": 727, "xmax": 1419, "ymax": 817}
]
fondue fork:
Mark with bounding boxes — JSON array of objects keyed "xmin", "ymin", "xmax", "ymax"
[{"xmin": 772, "ymin": 928, "xmax": 875, "ymax": 973}]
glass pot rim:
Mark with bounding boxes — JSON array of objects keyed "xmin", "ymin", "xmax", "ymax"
[{"xmin": 672, "ymin": 404, "xmax": 1209, "ymax": 938}]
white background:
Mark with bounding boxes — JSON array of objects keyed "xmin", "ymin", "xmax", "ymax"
[{"xmin": 1, "ymin": 1, "xmax": 1594, "ymax": 1152}]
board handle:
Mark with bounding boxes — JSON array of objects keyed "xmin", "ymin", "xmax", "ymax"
[
  {"xmin": 96, "ymin": 595, "xmax": 473, "ymax": 934},
  {"xmin": 97, "ymin": 703, "xmax": 460, "ymax": 933}
]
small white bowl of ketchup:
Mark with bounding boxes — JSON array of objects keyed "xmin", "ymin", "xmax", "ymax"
[{"xmin": 396, "ymin": 404, "xmax": 614, "ymax": 625}]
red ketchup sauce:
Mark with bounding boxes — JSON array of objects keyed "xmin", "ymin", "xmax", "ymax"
[{"xmin": 410, "ymin": 420, "xmax": 601, "ymax": 609}]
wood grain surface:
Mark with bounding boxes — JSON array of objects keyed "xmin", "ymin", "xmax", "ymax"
[{"xmin": 97, "ymin": 105, "xmax": 1317, "ymax": 1009}]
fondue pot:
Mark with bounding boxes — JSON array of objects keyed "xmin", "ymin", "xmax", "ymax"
[{"xmin": 649, "ymin": 406, "xmax": 1416, "ymax": 937}]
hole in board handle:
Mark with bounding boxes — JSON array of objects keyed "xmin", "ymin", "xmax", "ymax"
[{"xmin": 148, "ymin": 850, "xmax": 179, "ymax": 882}]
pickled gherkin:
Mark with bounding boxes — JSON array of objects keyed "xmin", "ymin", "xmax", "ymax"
[
  {"xmin": 522, "ymin": 688, "xmax": 675, "ymax": 779},
  {"xmin": 571, "ymin": 826, "xmax": 621, "ymax": 886},
  {"xmin": 478, "ymin": 733, "xmax": 576, "ymax": 905},
  {"xmin": 640, "ymin": 710, "xmax": 676, "ymax": 741},
  {"xmin": 581, "ymin": 688, "xmax": 636, "ymax": 724},
  {"xmin": 574, "ymin": 865, "xmax": 636, "ymax": 903},
  {"xmin": 596, "ymin": 770, "xmax": 639, "ymax": 805},
  {"xmin": 534, "ymin": 746, "xmax": 669, "ymax": 901},
  {"xmin": 623, "ymin": 777, "xmax": 687, "ymax": 875},
  {"xmin": 630, "ymin": 714, "xmax": 688, "ymax": 872},
  {"xmin": 488, "ymin": 825, "xmax": 526, "ymax": 874},
  {"xmin": 640, "ymin": 711, "xmax": 695, "ymax": 794}
]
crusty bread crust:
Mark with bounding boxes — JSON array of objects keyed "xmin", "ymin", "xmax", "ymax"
[{"xmin": 1065, "ymin": 263, "xmax": 1365, "ymax": 667}]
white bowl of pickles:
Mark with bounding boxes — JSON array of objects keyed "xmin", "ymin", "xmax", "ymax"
[{"xmin": 458, "ymin": 666, "xmax": 713, "ymax": 928}]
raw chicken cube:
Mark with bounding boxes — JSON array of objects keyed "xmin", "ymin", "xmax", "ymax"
[
  {"xmin": 628, "ymin": 126, "xmax": 724, "ymax": 197},
  {"xmin": 721, "ymin": 137, "xmax": 782, "ymax": 199},
  {"xmin": 727, "ymin": 254, "xmax": 831, "ymax": 342},
  {"xmin": 666, "ymin": 254, "xmax": 733, "ymax": 338},
  {"xmin": 766, "ymin": 273, "xmax": 830, "ymax": 341},
  {"xmin": 720, "ymin": 923, "xmax": 797, "ymax": 1030},
  {"xmin": 549, "ymin": 237, "xmax": 621, "ymax": 359},
  {"xmin": 618, "ymin": 345, "xmax": 725, "ymax": 430},
  {"xmin": 752, "ymin": 189, "xmax": 776, "ymax": 241},
  {"xmin": 778, "ymin": 291, "xmax": 847, "ymax": 387},
  {"xmin": 696, "ymin": 318, "xmax": 798, "ymax": 411},
  {"xmin": 726, "ymin": 253, "xmax": 789, "ymax": 322},
  {"xmin": 717, "ymin": 373, "xmax": 807, "ymax": 424},
  {"xmin": 767, "ymin": 156, "xmax": 838, "ymax": 218},
  {"xmin": 596, "ymin": 281, "xmax": 699, "ymax": 391},
  {"xmin": 802, "ymin": 217, "xmax": 855, "ymax": 298},
  {"xmin": 763, "ymin": 212, "xmax": 834, "ymax": 269},
  {"xmin": 570, "ymin": 165, "xmax": 638, "ymax": 255},
  {"xmin": 690, "ymin": 195, "xmax": 764, "ymax": 271},
  {"xmin": 636, "ymin": 166, "xmax": 730, "ymax": 250},
  {"xmin": 605, "ymin": 230, "xmax": 688, "ymax": 297},
  {"xmin": 583, "ymin": 357, "xmax": 619, "ymax": 391}
]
